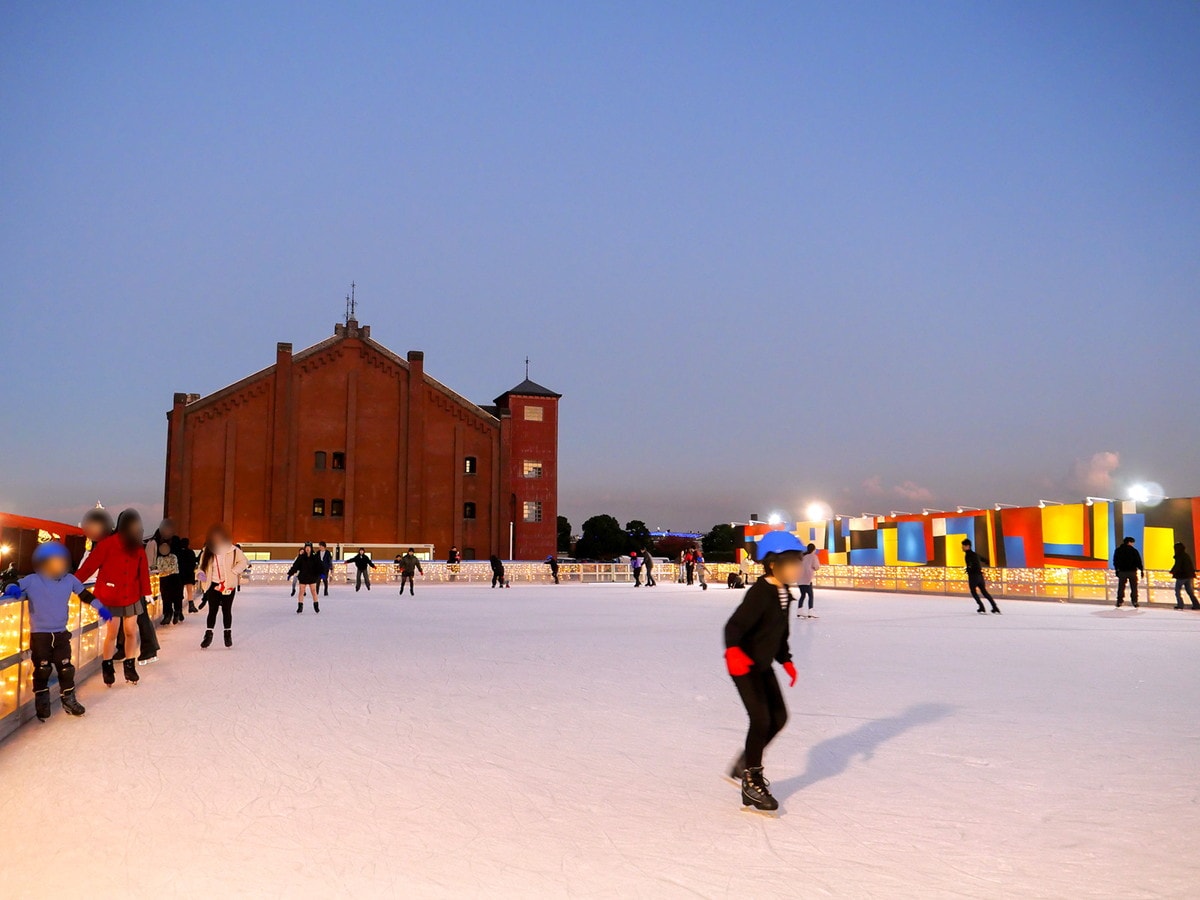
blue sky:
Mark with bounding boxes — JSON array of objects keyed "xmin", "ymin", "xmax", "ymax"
[{"xmin": 2, "ymin": 1, "xmax": 1197, "ymax": 531}]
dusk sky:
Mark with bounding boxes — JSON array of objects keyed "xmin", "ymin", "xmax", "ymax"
[{"xmin": 2, "ymin": 2, "xmax": 1197, "ymax": 533}]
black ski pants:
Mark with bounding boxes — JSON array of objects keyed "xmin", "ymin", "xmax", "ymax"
[
  {"xmin": 969, "ymin": 575, "xmax": 996, "ymax": 610},
  {"xmin": 31, "ymin": 631, "xmax": 75, "ymax": 696},
  {"xmin": 203, "ymin": 588, "xmax": 235, "ymax": 630},
  {"xmin": 400, "ymin": 572, "xmax": 415, "ymax": 594},
  {"xmin": 356, "ymin": 568, "xmax": 371, "ymax": 591},
  {"xmin": 732, "ymin": 668, "xmax": 788, "ymax": 769}
]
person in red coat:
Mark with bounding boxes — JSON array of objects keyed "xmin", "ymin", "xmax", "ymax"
[{"xmin": 75, "ymin": 509, "xmax": 152, "ymax": 686}]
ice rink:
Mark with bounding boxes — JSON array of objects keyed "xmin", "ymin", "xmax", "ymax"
[{"xmin": 2, "ymin": 581, "xmax": 1198, "ymax": 899}]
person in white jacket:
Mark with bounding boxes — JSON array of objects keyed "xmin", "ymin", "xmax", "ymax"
[
  {"xmin": 195, "ymin": 524, "xmax": 250, "ymax": 649},
  {"xmin": 797, "ymin": 543, "xmax": 820, "ymax": 617}
]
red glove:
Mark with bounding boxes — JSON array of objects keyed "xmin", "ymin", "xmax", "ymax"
[
  {"xmin": 782, "ymin": 661, "xmax": 797, "ymax": 687},
  {"xmin": 725, "ymin": 646, "xmax": 754, "ymax": 676}
]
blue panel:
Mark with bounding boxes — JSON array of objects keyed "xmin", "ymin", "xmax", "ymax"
[
  {"xmin": 1044, "ymin": 543, "xmax": 1085, "ymax": 557},
  {"xmin": 897, "ymin": 521, "xmax": 926, "ymax": 563},
  {"xmin": 1003, "ymin": 536, "xmax": 1026, "ymax": 568},
  {"xmin": 1120, "ymin": 513, "xmax": 1144, "ymax": 550},
  {"xmin": 850, "ymin": 547, "xmax": 885, "ymax": 566},
  {"xmin": 944, "ymin": 516, "xmax": 975, "ymax": 536}
]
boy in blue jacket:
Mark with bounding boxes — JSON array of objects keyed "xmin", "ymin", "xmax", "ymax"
[{"xmin": 2, "ymin": 542, "xmax": 112, "ymax": 720}]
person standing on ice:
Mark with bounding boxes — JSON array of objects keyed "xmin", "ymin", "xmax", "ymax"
[
  {"xmin": 287, "ymin": 543, "xmax": 324, "ymax": 613},
  {"xmin": 196, "ymin": 524, "xmax": 250, "ymax": 648},
  {"xmin": 545, "ymin": 555, "xmax": 560, "ymax": 584},
  {"xmin": 489, "ymin": 554, "xmax": 507, "ymax": 588},
  {"xmin": 74, "ymin": 509, "xmax": 152, "ymax": 687},
  {"xmin": 962, "ymin": 539, "xmax": 999, "ymax": 615},
  {"xmin": 723, "ymin": 531, "xmax": 802, "ymax": 813},
  {"xmin": 398, "ymin": 548, "xmax": 423, "ymax": 595},
  {"xmin": 1113, "ymin": 536, "xmax": 1144, "ymax": 609},
  {"xmin": 695, "ymin": 549, "xmax": 709, "ymax": 590},
  {"xmin": 796, "ymin": 542, "xmax": 820, "ymax": 616},
  {"xmin": 1170, "ymin": 543, "xmax": 1198, "ymax": 610},
  {"xmin": 643, "ymin": 549, "xmax": 656, "ymax": 587},
  {"xmin": 349, "ymin": 548, "xmax": 375, "ymax": 591},
  {"xmin": 319, "ymin": 542, "xmax": 334, "ymax": 596},
  {"xmin": 630, "ymin": 550, "xmax": 643, "ymax": 586}
]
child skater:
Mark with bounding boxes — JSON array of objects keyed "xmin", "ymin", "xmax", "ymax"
[
  {"xmin": 73, "ymin": 508, "xmax": 152, "ymax": 687},
  {"xmin": 797, "ymin": 542, "xmax": 820, "ymax": 617},
  {"xmin": 196, "ymin": 524, "xmax": 250, "ymax": 648},
  {"xmin": 2, "ymin": 542, "xmax": 113, "ymax": 719},
  {"xmin": 723, "ymin": 531, "xmax": 805, "ymax": 813}
]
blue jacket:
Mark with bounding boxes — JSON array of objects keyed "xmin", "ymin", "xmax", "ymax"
[{"xmin": 16, "ymin": 573, "xmax": 105, "ymax": 633}]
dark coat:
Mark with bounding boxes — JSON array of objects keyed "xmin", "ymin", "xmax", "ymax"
[
  {"xmin": 287, "ymin": 551, "xmax": 325, "ymax": 584},
  {"xmin": 1171, "ymin": 550, "xmax": 1196, "ymax": 580},
  {"xmin": 1113, "ymin": 544, "xmax": 1144, "ymax": 573},
  {"xmin": 724, "ymin": 576, "xmax": 793, "ymax": 670}
]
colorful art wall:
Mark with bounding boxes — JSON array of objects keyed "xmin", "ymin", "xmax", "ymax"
[{"xmin": 739, "ymin": 497, "xmax": 1200, "ymax": 572}]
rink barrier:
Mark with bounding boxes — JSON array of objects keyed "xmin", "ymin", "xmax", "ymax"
[
  {"xmin": 245, "ymin": 560, "xmax": 742, "ymax": 586},
  {"xmin": 0, "ymin": 587, "xmax": 162, "ymax": 743}
]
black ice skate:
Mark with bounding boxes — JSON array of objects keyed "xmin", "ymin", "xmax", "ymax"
[
  {"xmin": 224, "ymin": 629, "xmax": 232, "ymax": 648},
  {"xmin": 296, "ymin": 602, "xmax": 303, "ymax": 614},
  {"xmin": 741, "ymin": 767, "xmax": 778, "ymax": 812},
  {"xmin": 102, "ymin": 659, "xmax": 116, "ymax": 687},
  {"xmin": 201, "ymin": 629, "xmax": 213, "ymax": 649},
  {"xmin": 160, "ymin": 614, "xmax": 171, "ymax": 626},
  {"xmin": 60, "ymin": 690, "xmax": 86, "ymax": 717},
  {"xmin": 188, "ymin": 601, "xmax": 198, "ymax": 614},
  {"xmin": 314, "ymin": 601, "xmax": 320, "ymax": 613},
  {"xmin": 123, "ymin": 659, "xmax": 140, "ymax": 685},
  {"xmin": 990, "ymin": 607, "xmax": 1001, "ymax": 614},
  {"xmin": 34, "ymin": 689, "xmax": 51, "ymax": 721}
]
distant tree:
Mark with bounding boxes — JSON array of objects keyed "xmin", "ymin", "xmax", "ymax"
[
  {"xmin": 702, "ymin": 523, "xmax": 738, "ymax": 563},
  {"xmin": 557, "ymin": 516, "xmax": 572, "ymax": 553},
  {"xmin": 625, "ymin": 520, "xmax": 653, "ymax": 554},
  {"xmin": 575, "ymin": 514, "xmax": 627, "ymax": 560}
]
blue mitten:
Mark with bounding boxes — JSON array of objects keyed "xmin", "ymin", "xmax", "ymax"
[
  {"xmin": 95, "ymin": 604, "xmax": 113, "ymax": 621},
  {"xmin": 2, "ymin": 583, "xmax": 22, "ymax": 600}
]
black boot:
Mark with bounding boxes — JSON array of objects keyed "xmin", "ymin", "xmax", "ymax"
[
  {"xmin": 201, "ymin": 629, "xmax": 213, "ymax": 649},
  {"xmin": 34, "ymin": 689, "xmax": 51, "ymax": 720},
  {"xmin": 291, "ymin": 586, "xmax": 296, "ymax": 597},
  {"xmin": 296, "ymin": 602, "xmax": 303, "ymax": 614},
  {"xmin": 314, "ymin": 600, "xmax": 320, "ymax": 614},
  {"xmin": 60, "ymin": 690, "xmax": 86, "ymax": 717},
  {"xmin": 224, "ymin": 629, "xmax": 232, "ymax": 648},
  {"xmin": 990, "ymin": 606, "xmax": 1001, "ymax": 614},
  {"xmin": 102, "ymin": 659, "xmax": 116, "ymax": 687},
  {"xmin": 188, "ymin": 601, "xmax": 198, "ymax": 614},
  {"xmin": 123, "ymin": 659, "xmax": 139, "ymax": 684},
  {"xmin": 741, "ymin": 767, "xmax": 778, "ymax": 811},
  {"xmin": 160, "ymin": 614, "xmax": 171, "ymax": 626}
]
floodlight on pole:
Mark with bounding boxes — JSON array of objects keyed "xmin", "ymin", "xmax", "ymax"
[
  {"xmin": 922, "ymin": 508, "xmax": 947, "ymax": 515},
  {"xmin": 956, "ymin": 506, "xmax": 982, "ymax": 513},
  {"xmin": 1038, "ymin": 500, "xmax": 1063, "ymax": 508},
  {"xmin": 890, "ymin": 510, "xmax": 913, "ymax": 517},
  {"xmin": 1085, "ymin": 496, "xmax": 1113, "ymax": 506},
  {"xmin": 994, "ymin": 503, "xmax": 1018, "ymax": 510}
]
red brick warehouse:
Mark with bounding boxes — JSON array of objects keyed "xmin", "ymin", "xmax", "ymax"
[{"xmin": 162, "ymin": 317, "xmax": 560, "ymax": 559}]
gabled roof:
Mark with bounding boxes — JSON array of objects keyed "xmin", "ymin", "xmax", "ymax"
[{"xmin": 494, "ymin": 378, "xmax": 562, "ymax": 406}]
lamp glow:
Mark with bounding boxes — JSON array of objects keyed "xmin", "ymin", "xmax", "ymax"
[
  {"xmin": 767, "ymin": 513, "xmax": 784, "ymax": 526},
  {"xmin": 804, "ymin": 502, "xmax": 830, "ymax": 522}
]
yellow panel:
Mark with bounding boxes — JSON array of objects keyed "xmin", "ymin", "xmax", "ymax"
[
  {"xmin": 1143, "ymin": 527, "xmax": 1175, "ymax": 571},
  {"xmin": 883, "ymin": 528, "xmax": 898, "ymax": 566},
  {"xmin": 1092, "ymin": 503, "xmax": 1110, "ymax": 561},
  {"xmin": 1042, "ymin": 504, "xmax": 1085, "ymax": 545},
  {"xmin": 945, "ymin": 540, "xmax": 966, "ymax": 568},
  {"xmin": 827, "ymin": 553, "xmax": 848, "ymax": 566}
]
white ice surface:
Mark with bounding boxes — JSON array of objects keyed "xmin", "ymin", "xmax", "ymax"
[{"xmin": 1, "ymin": 582, "xmax": 1198, "ymax": 899}]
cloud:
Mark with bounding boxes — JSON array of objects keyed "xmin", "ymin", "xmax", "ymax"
[
  {"xmin": 1066, "ymin": 451, "xmax": 1119, "ymax": 495},
  {"xmin": 862, "ymin": 475, "xmax": 884, "ymax": 495},
  {"xmin": 893, "ymin": 480, "xmax": 934, "ymax": 503}
]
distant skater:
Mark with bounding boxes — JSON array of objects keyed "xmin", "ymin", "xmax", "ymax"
[
  {"xmin": 490, "ymin": 555, "xmax": 508, "ymax": 588},
  {"xmin": 399, "ymin": 548, "xmax": 423, "ymax": 595},
  {"xmin": 696, "ymin": 550, "xmax": 708, "ymax": 590},
  {"xmin": 448, "ymin": 546, "xmax": 461, "ymax": 582},
  {"xmin": 723, "ymin": 531, "xmax": 803, "ymax": 813},
  {"xmin": 797, "ymin": 542, "xmax": 820, "ymax": 616},
  {"xmin": 545, "ymin": 555, "xmax": 560, "ymax": 584},
  {"xmin": 288, "ymin": 542, "xmax": 324, "ymax": 613},
  {"xmin": 1113, "ymin": 536, "xmax": 1144, "ymax": 609},
  {"xmin": 349, "ymin": 548, "xmax": 375, "ymax": 591},
  {"xmin": 196, "ymin": 524, "xmax": 249, "ymax": 648},
  {"xmin": 631, "ymin": 550, "xmax": 643, "ymax": 586},
  {"xmin": 319, "ymin": 542, "xmax": 333, "ymax": 596},
  {"xmin": 962, "ymin": 539, "xmax": 1000, "ymax": 614},
  {"xmin": 152, "ymin": 540, "xmax": 185, "ymax": 626},
  {"xmin": 643, "ymin": 549, "xmax": 656, "ymax": 587},
  {"xmin": 1170, "ymin": 543, "xmax": 1198, "ymax": 610}
]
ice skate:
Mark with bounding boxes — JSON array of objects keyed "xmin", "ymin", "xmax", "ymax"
[
  {"xmin": 741, "ymin": 767, "xmax": 779, "ymax": 813},
  {"xmin": 224, "ymin": 629, "xmax": 233, "ymax": 647},
  {"xmin": 60, "ymin": 690, "xmax": 86, "ymax": 717},
  {"xmin": 314, "ymin": 601, "xmax": 321, "ymax": 613},
  {"xmin": 201, "ymin": 629, "xmax": 213, "ymax": 649},
  {"xmin": 159, "ymin": 614, "xmax": 171, "ymax": 626},
  {"xmin": 123, "ymin": 659, "xmax": 140, "ymax": 685},
  {"xmin": 990, "ymin": 607, "xmax": 1001, "ymax": 614},
  {"xmin": 296, "ymin": 602, "xmax": 303, "ymax": 614},
  {"xmin": 102, "ymin": 659, "xmax": 116, "ymax": 687},
  {"xmin": 188, "ymin": 601, "xmax": 198, "ymax": 614},
  {"xmin": 977, "ymin": 608, "xmax": 987, "ymax": 614},
  {"xmin": 34, "ymin": 689, "xmax": 51, "ymax": 721}
]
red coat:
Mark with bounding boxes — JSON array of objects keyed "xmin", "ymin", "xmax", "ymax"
[{"xmin": 75, "ymin": 533, "xmax": 151, "ymax": 607}]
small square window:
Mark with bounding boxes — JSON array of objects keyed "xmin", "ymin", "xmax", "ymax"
[
  {"xmin": 463, "ymin": 547, "xmax": 476, "ymax": 560},
  {"xmin": 312, "ymin": 498, "xmax": 326, "ymax": 517},
  {"xmin": 314, "ymin": 451, "xmax": 327, "ymax": 470},
  {"xmin": 331, "ymin": 452, "xmax": 346, "ymax": 470},
  {"xmin": 464, "ymin": 456, "xmax": 478, "ymax": 475},
  {"xmin": 463, "ymin": 502, "xmax": 477, "ymax": 520},
  {"xmin": 524, "ymin": 405, "xmax": 543, "ymax": 421},
  {"xmin": 330, "ymin": 499, "xmax": 344, "ymax": 517},
  {"xmin": 522, "ymin": 460, "xmax": 543, "ymax": 479},
  {"xmin": 522, "ymin": 501, "xmax": 543, "ymax": 523}
]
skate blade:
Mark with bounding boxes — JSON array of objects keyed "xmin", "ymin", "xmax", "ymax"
[{"xmin": 741, "ymin": 805, "xmax": 780, "ymax": 817}]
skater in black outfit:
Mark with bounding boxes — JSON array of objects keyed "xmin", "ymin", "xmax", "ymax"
[
  {"xmin": 287, "ymin": 543, "xmax": 325, "ymax": 613},
  {"xmin": 178, "ymin": 538, "xmax": 199, "ymax": 613},
  {"xmin": 723, "ymin": 531, "xmax": 803, "ymax": 813},
  {"xmin": 962, "ymin": 539, "xmax": 1000, "ymax": 614},
  {"xmin": 349, "ymin": 548, "xmax": 375, "ymax": 591},
  {"xmin": 196, "ymin": 524, "xmax": 249, "ymax": 648},
  {"xmin": 1171, "ymin": 543, "xmax": 1198, "ymax": 610},
  {"xmin": 489, "ymin": 555, "xmax": 507, "ymax": 588},
  {"xmin": 319, "ymin": 542, "xmax": 333, "ymax": 596},
  {"xmin": 1113, "ymin": 536, "xmax": 1144, "ymax": 608},
  {"xmin": 398, "ymin": 548, "xmax": 423, "ymax": 595},
  {"xmin": 545, "ymin": 555, "xmax": 560, "ymax": 584}
]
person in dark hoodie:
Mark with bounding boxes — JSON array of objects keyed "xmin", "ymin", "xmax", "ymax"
[
  {"xmin": 178, "ymin": 537, "xmax": 199, "ymax": 613},
  {"xmin": 287, "ymin": 542, "xmax": 325, "ymax": 613},
  {"xmin": 75, "ymin": 509, "xmax": 152, "ymax": 687},
  {"xmin": 962, "ymin": 539, "xmax": 1000, "ymax": 615},
  {"xmin": 489, "ymin": 554, "xmax": 507, "ymax": 588},
  {"xmin": 722, "ymin": 531, "xmax": 803, "ymax": 813},
  {"xmin": 1170, "ymin": 542, "xmax": 1198, "ymax": 610},
  {"xmin": 349, "ymin": 547, "xmax": 375, "ymax": 591},
  {"xmin": 1113, "ymin": 536, "xmax": 1145, "ymax": 608}
]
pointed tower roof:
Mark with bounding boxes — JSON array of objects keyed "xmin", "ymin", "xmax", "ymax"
[{"xmin": 494, "ymin": 378, "xmax": 562, "ymax": 407}]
